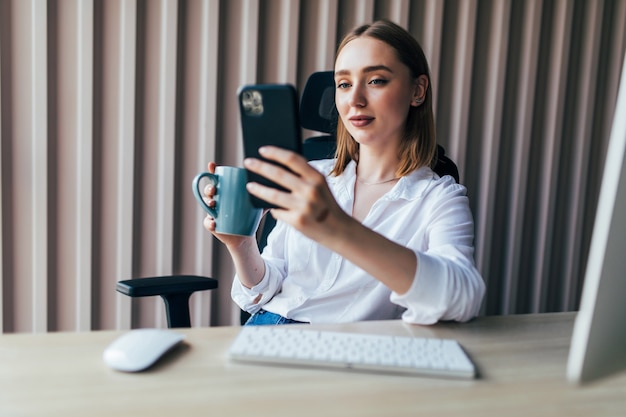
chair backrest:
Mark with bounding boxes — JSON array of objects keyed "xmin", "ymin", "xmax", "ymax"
[
  {"xmin": 299, "ymin": 71, "xmax": 337, "ymax": 160},
  {"xmin": 434, "ymin": 144, "xmax": 460, "ymax": 183}
]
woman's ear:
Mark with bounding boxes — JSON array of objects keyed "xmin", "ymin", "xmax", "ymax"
[{"xmin": 411, "ymin": 75, "xmax": 429, "ymax": 107}]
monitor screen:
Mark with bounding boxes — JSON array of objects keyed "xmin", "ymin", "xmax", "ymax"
[{"xmin": 566, "ymin": 53, "xmax": 626, "ymax": 384}]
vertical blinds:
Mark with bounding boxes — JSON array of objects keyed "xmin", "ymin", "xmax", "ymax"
[{"xmin": 0, "ymin": 0, "xmax": 624, "ymax": 332}]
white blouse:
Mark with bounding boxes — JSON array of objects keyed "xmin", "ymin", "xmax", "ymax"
[{"xmin": 231, "ymin": 159, "xmax": 485, "ymax": 325}]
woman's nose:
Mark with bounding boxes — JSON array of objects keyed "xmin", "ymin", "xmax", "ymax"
[{"xmin": 348, "ymin": 84, "xmax": 366, "ymax": 108}]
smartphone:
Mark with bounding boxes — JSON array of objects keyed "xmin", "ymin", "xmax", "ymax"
[{"xmin": 238, "ymin": 83, "xmax": 303, "ymax": 208}]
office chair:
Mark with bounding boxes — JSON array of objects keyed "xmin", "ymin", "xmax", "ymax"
[{"xmin": 117, "ymin": 71, "xmax": 460, "ymax": 328}]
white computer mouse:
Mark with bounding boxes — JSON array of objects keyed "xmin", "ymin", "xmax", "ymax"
[{"xmin": 103, "ymin": 328, "xmax": 186, "ymax": 372}]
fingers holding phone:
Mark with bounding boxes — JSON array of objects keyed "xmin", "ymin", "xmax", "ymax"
[{"xmin": 244, "ymin": 146, "xmax": 344, "ymax": 237}]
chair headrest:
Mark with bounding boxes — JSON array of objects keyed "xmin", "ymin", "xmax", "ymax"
[{"xmin": 299, "ymin": 71, "xmax": 336, "ymax": 134}]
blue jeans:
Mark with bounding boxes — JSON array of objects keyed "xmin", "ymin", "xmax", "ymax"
[{"xmin": 245, "ymin": 309, "xmax": 308, "ymax": 326}]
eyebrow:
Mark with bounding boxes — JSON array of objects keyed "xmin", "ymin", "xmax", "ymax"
[{"xmin": 334, "ymin": 65, "xmax": 394, "ymax": 77}]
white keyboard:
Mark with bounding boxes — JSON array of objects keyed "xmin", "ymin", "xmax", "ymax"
[{"xmin": 228, "ymin": 326, "xmax": 476, "ymax": 379}]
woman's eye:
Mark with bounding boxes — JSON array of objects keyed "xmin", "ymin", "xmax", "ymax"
[
  {"xmin": 369, "ymin": 78, "xmax": 388, "ymax": 85},
  {"xmin": 336, "ymin": 82, "xmax": 351, "ymax": 89}
]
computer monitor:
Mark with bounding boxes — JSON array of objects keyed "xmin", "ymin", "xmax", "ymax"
[{"xmin": 566, "ymin": 53, "xmax": 626, "ymax": 384}]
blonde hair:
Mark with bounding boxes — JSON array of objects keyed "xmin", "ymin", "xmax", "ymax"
[{"xmin": 331, "ymin": 20, "xmax": 437, "ymax": 177}]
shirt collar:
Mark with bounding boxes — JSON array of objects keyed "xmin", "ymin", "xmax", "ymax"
[
  {"xmin": 390, "ymin": 166, "xmax": 437, "ymax": 201},
  {"xmin": 331, "ymin": 160, "xmax": 436, "ymax": 201}
]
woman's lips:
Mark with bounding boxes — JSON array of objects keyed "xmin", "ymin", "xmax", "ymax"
[{"xmin": 349, "ymin": 116, "xmax": 374, "ymax": 127}]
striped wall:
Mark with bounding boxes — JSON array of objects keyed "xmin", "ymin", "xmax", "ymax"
[{"xmin": 0, "ymin": 0, "xmax": 625, "ymax": 332}]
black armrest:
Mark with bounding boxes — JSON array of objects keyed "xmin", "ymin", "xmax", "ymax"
[{"xmin": 116, "ymin": 275, "xmax": 218, "ymax": 328}]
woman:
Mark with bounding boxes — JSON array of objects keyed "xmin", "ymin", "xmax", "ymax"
[{"xmin": 203, "ymin": 20, "xmax": 485, "ymax": 325}]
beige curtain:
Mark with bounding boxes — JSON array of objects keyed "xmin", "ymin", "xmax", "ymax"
[{"xmin": 1, "ymin": 0, "xmax": 625, "ymax": 332}]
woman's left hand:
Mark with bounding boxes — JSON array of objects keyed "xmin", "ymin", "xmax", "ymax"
[{"xmin": 243, "ymin": 146, "xmax": 347, "ymax": 242}]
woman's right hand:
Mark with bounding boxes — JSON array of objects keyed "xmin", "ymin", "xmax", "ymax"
[
  {"xmin": 201, "ymin": 161, "xmax": 266, "ymax": 288},
  {"xmin": 201, "ymin": 162, "xmax": 257, "ymax": 249}
]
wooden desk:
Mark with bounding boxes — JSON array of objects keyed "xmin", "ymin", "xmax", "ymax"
[{"xmin": 1, "ymin": 313, "xmax": 624, "ymax": 416}]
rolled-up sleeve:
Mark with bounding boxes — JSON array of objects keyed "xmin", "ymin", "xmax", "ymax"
[
  {"xmin": 231, "ymin": 220, "xmax": 289, "ymax": 313},
  {"xmin": 390, "ymin": 250, "xmax": 485, "ymax": 324},
  {"xmin": 390, "ymin": 178, "xmax": 485, "ymax": 324}
]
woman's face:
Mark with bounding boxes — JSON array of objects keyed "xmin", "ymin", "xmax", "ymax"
[{"xmin": 334, "ymin": 36, "xmax": 419, "ymax": 149}]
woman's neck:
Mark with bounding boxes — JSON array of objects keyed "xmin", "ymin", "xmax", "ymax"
[{"xmin": 355, "ymin": 147, "xmax": 400, "ymax": 184}]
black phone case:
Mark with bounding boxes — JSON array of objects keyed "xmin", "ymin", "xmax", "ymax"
[{"xmin": 238, "ymin": 84, "xmax": 303, "ymax": 208}]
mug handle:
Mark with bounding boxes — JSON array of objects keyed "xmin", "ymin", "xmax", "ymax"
[{"xmin": 192, "ymin": 172, "xmax": 218, "ymax": 218}]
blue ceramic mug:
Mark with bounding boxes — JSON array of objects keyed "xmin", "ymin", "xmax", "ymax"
[{"xmin": 192, "ymin": 166, "xmax": 263, "ymax": 236}]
